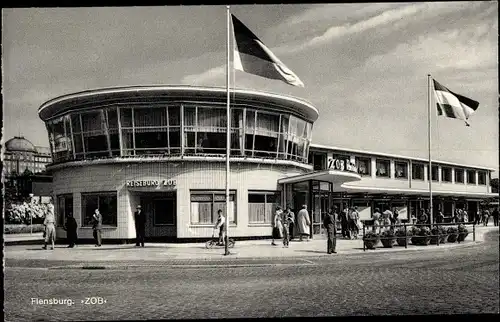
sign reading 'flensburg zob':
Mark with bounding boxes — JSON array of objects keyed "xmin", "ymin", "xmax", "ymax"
[
  {"xmin": 126, "ymin": 179, "xmax": 177, "ymax": 187},
  {"xmin": 327, "ymin": 157, "xmax": 357, "ymax": 173}
]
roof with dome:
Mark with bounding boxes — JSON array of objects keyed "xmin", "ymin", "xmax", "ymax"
[{"xmin": 4, "ymin": 137, "xmax": 38, "ymax": 153}]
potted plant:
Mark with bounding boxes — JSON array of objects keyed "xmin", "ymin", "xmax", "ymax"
[
  {"xmin": 395, "ymin": 227, "xmax": 412, "ymax": 246},
  {"xmin": 438, "ymin": 226, "xmax": 448, "ymax": 244},
  {"xmin": 380, "ymin": 230, "xmax": 396, "ymax": 248},
  {"xmin": 430, "ymin": 226, "xmax": 440, "ymax": 245},
  {"xmin": 457, "ymin": 224, "xmax": 469, "ymax": 242},
  {"xmin": 411, "ymin": 226, "xmax": 431, "ymax": 245},
  {"xmin": 363, "ymin": 231, "xmax": 380, "ymax": 250},
  {"xmin": 447, "ymin": 226, "xmax": 459, "ymax": 243}
]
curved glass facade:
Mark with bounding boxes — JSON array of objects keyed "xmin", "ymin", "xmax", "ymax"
[{"xmin": 45, "ymin": 104, "xmax": 313, "ymax": 164}]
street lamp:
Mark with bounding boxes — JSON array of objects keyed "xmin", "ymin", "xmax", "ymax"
[{"xmin": 29, "ymin": 193, "xmax": 34, "ymax": 234}]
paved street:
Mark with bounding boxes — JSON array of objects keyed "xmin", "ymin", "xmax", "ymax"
[{"xmin": 4, "ymin": 231, "xmax": 498, "ymax": 320}]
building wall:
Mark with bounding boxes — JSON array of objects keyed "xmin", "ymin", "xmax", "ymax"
[{"xmin": 52, "ymin": 160, "xmax": 308, "ymax": 240}]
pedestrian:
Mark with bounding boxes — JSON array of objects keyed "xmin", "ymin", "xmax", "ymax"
[
  {"xmin": 492, "ymin": 208, "xmax": 499, "ymax": 226},
  {"xmin": 64, "ymin": 212, "xmax": 78, "ymax": 248},
  {"xmin": 214, "ymin": 209, "xmax": 226, "ymax": 246},
  {"xmin": 436, "ymin": 210, "xmax": 445, "ymax": 224},
  {"xmin": 42, "ymin": 202, "xmax": 56, "ymax": 250},
  {"xmin": 482, "ymin": 208, "xmax": 490, "ymax": 226},
  {"xmin": 348, "ymin": 207, "xmax": 360, "ymax": 239},
  {"xmin": 297, "ymin": 204, "xmax": 311, "ymax": 242},
  {"xmin": 475, "ymin": 209, "xmax": 482, "ymax": 225},
  {"xmin": 418, "ymin": 209, "xmax": 428, "ymax": 225},
  {"xmin": 134, "ymin": 205, "xmax": 146, "ymax": 247},
  {"xmin": 382, "ymin": 207, "xmax": 393, "ymax": 232},
  {"xmin": 271, "ymin": 206, "xmax": 283, "ymax": 246},
  {"xmin": 286, "ymin": 206, "xmax": 296, "ymax": 240},
  {"xmin": 372, "ymin": 208, "xmax": 382, "ymax": 234},
  {"xmin": 340, "ymin": 207, "xmax": 349, "ymax": 238},
  {"xmin": 323, "ymin": 206, "xmax": 337, "ymax": 254},
  {"xmin": 92, "ymin": 209, "xmax": 102, "ymax": 247},
  {"xmin": 281, "ymin": 207, "xmax": 294, "ymax": 248},
  {"xmin": 462, "ymin": 209, "xmax": 469, "ymax": 223}
]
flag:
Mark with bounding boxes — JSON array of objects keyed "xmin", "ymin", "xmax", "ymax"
[
  {"xmin": 231, "ymin": 14, "xmax": 304, "ymax": 87},
  {"xmin": 432, "ymin": 79, "xmax": 479, "ymax": 126}
]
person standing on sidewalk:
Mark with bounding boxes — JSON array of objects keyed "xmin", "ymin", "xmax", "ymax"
[
  {"xmin": 286, "ymin": 206, "xmax": 295, "ymax": 241},
  {"xmin": 372, "ymin": 208, "xmax": 382, "ymax": 234},
  {"xmin": 340, "ymin": 207, "xmax": 349, "ymax": 238},
  {"xmin": 348, "ymin": 207, "xmax": 360, "ymax": 239},
  {"xmin": 272, "ymin": 206, "xmax": 283, "ymax": 246},
  {"xmin": 281, "ymin": 207, "xmax": 294, "ymax": 248},
  {"xmin": 492, "ymin": 208, "xmax": 499, "ymax": 226},
  {"xmin": 64, "ymin": 212, "xmax": 78, "ymax": 248},
  {"xmin": 297, "ymin": 204, "xmax": 311, "ymax": 242},
  {"xmin": 214, "ymin": 209, "xmax": 226, "ymax": 246},
  {"xmin": 134, "ymin": 205, "xmax": 146, "ymax": 247},
  {"xmin": 42, "ymin": 202, "xmax": 56, "ymax": 250},
  {"xmin": 482, "ymin": 208, "xmax": 490, "ymax": 226},
  {"xmin": 323, "ymin": 206, "xmax": 337, "ymax": 254},
  {"xmin": 92, "ymin": 209, "xmax": 102, "ymax": 247}
]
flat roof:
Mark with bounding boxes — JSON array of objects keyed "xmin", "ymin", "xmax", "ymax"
[
  {"xmin": 38, "ymin": 85, "xmax": 319, "ymax": 123},
  {"xmin": 310, "ymin": 143, "xmax": 497, "ymax": 172}
]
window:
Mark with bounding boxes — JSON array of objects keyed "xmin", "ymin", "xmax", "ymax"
[
  {"xmin": 57, "ymin": 194, "xmax": 73, "ymax": 227},
  {"xmin": 442, "ymin": 167, "xmax": 452, "ymax": 182},
  {"xmin": 431, "ymin": 165, "xmax": 439, "ymax": 181},
  {"xmin": 81, "ymin": 192, "xmax": 117, "ymax": 227},
  {"xmin": 454, "ymin": 169, "xmax": 464, "ymax": 183},
  {"xmin": 467, "ymin": 169, "xmax": 476, "ymax": 184},
  {"xmin": 248, "ymin": 191, "xmax": 280, "ymax": 224},
  {"xmin": 412, "ymin": 163, "xmax": 424, "ymax": 180},
  {"xmin": 478, "ymin": 171, "xmax": 486, "ymax": 185},
  {"xmin": 190, "ymin": 191, "xmax": 236, "ymax": 225},
  {"xmin": 357, "ymin": 157, "xmax": 371, "ymax": 176},
  {"xmin": 395, "ymin": 161, "xmax": 408, "ymax": 179},
  {"xmin": 311, "ymin": 152, "xmax": 326, "ymax": 171},
  {"xmin": 376, "ymin": 159, "xmax": 390, "ymax": 177}
]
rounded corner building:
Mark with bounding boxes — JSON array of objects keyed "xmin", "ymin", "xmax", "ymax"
[
  {"xmin": 39, "ymin": 85, "xmax": 361, "ymax": 242},
  {"xmin": 39, "ymin": 85, "xmax": 496, "ymax": 243}
]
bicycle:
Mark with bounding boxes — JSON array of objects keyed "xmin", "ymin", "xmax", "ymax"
[{"xmin": 205, "ymin": 230, "xmax": 235, "ymax": 249}]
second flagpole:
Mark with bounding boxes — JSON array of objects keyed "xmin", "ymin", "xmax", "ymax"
[
  {"xmin": 224, "ymin": 5, "xmax": 231, "ymax": 256},
  {"xmin": 427, "ymin": 74, "xmax": 433, "ymax": 225}
]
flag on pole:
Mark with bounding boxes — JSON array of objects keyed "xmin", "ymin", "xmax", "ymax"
[
  {"xmin": 231, "ymin": 14, "xmax": 304, "ymax": 87},
  {"xmin": 432, "ymin": 79, "xmax": 479, "ymax": 126}
]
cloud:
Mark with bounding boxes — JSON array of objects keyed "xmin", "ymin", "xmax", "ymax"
[{"xmin": 182, "ymin": 65, "xmax": 226, "ymax": 85}]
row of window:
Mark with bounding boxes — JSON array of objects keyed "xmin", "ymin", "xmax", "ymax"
[
  {"xmin": 45, "ymin": 105, "xmax": 313, "ymax": 164},
  {"xmin": 56, "ymin": 190, "xmax": 281, "ymax": 228},
  {"xmin": 310, "ymin": 153, "xmax": 488, "ymax": 184}
]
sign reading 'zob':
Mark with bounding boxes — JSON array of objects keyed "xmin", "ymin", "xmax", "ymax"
[
  {"xmin": 327, "ymin": 157, "xmax": 357, "ymax": 172},
  {"xmin": 126, "ymin": 179, "xmax": 177, "ymax": 187}
]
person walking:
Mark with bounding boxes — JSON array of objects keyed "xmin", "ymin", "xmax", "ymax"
[
  {"xmin": 474, "ymin": 209, "xmax": 482, "ymax": 225},
  {"xmin": 286, "ymin": 206, "xmax": 296, "ymax": 240},
  {"xmin": 340, "ymin": 207, "xmax": 349, "ymax": 238},
  {"xmin": 297, "ymin": 204, "xmax": 311, "ymax": 242},
  {"xmin": 271, "ymin": 206, "xmax": 283, "ymax": 246},
  {"xmin": 42, "ymin": 202, "xmax": 56, "ymax": 250},
  {"xmin": 372, "ymin": 208, "xmax": 382, "ymax": 234},
  {"xmin": 323, "ymin": 206, "xmax": 337, "ymax": 254},
  {"xmin": 281, "ymin": 207, "xmax": 294, "ymax": 248},
  {"xmin": 64, "ymin": 212, "xmax": 78, "ymax": 248},
  {"xmin": 134, "ymin": 205, "xmax": 146, "ymax": 247},
  {"xmin": 92, "ymin": 209, "xmax": 102, "ymax": 247},
  {"xmin": 482, "ymin": 208, "xmax": 490, "ymax": 226},
  {"xmin": 492, "ymin": 207, "xmax": 499, "ymax": 226},
  {"xmin": 214, "ymin": 209, "xmax": 226, "ymax": 246},
  {"xmin": 349, "ymin": 207, "xmax": 360, "ymax": 239}
]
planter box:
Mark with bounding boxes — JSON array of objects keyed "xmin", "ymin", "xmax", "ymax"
[
  {"xmin": 430, "ymin": 236, "xmax": 440, "ymax": 245},
  {"xmin": 411, "ymin": 236, "xmax": 431, "ymax": 246},
  {"xmin": 381, "ymin": 238, "xmax": 395, "ymax": 248},
  {"xmin": 439, "ymin": 234, "xmax": 448, "ymax": 244},
  {"xmin": 364, "ymin": 238, "xmax": 379, "ymax": 249},
  {"xmin": 396, "ymin": 237, "xmax": 410, "ymax": 247},
  {"xmin": 447, "ymin": 234, "xmax": 458, "ymax": 243},
  {"xmin": 457, "ymin": 233, "xmax": 468, "ymax": 242}
]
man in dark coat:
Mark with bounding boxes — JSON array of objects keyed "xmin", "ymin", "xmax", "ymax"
[
  {"xmin": 134, "ymin": 205, "xmax": 146, "ymax": 247},
  {"xmin": 323, "ymin": 206, "xmax": 337, "ymax": 254},
  {"xmin": 65, "ymin": 212, "xmax": 78, "ymax": 248},
  {"xmin": 492, "ymin": 208, "xmax": 499, "ymax": 226},
  {"xmin": 340, "ymin": 208, "xmax": 349, "ymax": 239}
]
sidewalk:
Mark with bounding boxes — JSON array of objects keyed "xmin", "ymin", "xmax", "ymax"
[{"xmin": 5, "ymin": 227, "xmax": 497, "ymax": 263}]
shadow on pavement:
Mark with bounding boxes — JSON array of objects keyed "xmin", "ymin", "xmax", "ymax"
[{"xmin": 298, "ymin": 250, "xmax": 327, "ymax": 254}]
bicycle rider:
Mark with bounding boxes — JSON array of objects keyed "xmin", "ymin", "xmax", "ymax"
[{"xmin": 214, "ymin": 209, "xmax": 226, "ymax": 246}]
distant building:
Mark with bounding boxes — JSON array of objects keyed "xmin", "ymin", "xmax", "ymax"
[{"xmin": 3, "ymin": 136, "xmax": 52, "ymax": 175}]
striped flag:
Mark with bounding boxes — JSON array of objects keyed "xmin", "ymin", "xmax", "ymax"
[
  {"xmin": 231, "ymin": 14, "xmax": 304, "ymax": 87},
  {"xmin": 432, "ymin": 79, "xmax": 479, "ymax": 126}
]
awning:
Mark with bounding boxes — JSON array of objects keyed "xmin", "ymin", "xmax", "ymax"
[{"xmin": 278, "ymin": 170, "xmax": 361, "ymax": 185}]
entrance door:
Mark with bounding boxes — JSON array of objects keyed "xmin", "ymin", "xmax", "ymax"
[{"xmin": 142, "ymin": 192, "xmax": 177, "ymax": 240}]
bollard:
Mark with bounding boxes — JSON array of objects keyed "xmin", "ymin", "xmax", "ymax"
[
  {"xmin": 362, "ymin": 223, "xmax": 366, "ymax": 252},
  {"xmin": 473, "ymin": 223, "xmax": 475, "ymax": 242},
  {"xmin": 404, "ymin": 223, "xmax": 407, "ymax": 249},
  {"xmin": 436, "ymin": 222, "xmax": 440, "ymax": 246}
]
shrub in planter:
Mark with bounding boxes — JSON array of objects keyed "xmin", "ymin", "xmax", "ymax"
[
  {"xmin": 438, "ymin": 226, "xmax": 448, "ymax": 244},
  {"xmin": 395, "ymin": 228, "xmax": 412, "ymax": 246},
  {"xmin": 447, "ymin": 226, "xmax": 459, "ymax": 243},
  {"xmin": 457, "ymin": 224, "xmax": 469, "ymax": 242},
  {"xmin": 380, "ymin": 230, "xmax": 396, "ymax": 248},
  {"xmin": 363, "ymin": 231, "xmax": 380, "ymax": 250},
  {"xmin": 430, "ymin": 227, "xmax": 440, "ymax": 245},
  {"xmin": 411, "ymin": 226, "xmax": 431, "ymax": 245}
]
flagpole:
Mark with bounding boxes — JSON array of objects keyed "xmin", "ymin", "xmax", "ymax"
[
  {"xmin": 224, "ymin": 5, "xmax": 231, "ymax": 256},
  {"xmin": 427, "ymin": 74, "xmax": 433, "ymax": 225}
]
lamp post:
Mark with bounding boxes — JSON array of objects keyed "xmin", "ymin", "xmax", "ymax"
[{"xmin": 29, "ymin": 193, "xmax": 34, "ymax": 234}]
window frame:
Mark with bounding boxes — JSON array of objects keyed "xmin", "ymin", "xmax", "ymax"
[
  {"xmin": 441, "ymin": 166, "xmax": 452, "ymax": 183},
  {"xmin": 189, "ymin": 190, "xmax": 237, "ymax": 225},
  {"xmin": 411, "ymin": 163, "xmax": 425, "ymax": 181},
  {"xmin": 248, "ymin": 190, "xmax": 281, "ymax": 225},
  {"xmin": 56, "ymin": 194, "xmax": 73, "ymax": 228},
  {"xmin": 356, "ymin": 156, "xmax": 371, "ymax": 176},
  {"xmin": 375, "ymin": 158, "xmax": 390, "ymax": 178},
  {"xmin": 80, "ymin": 191, "xmax": 118, "ymax": 227},
  {"xmin": 478, "ymin": 171, "xmax": 486, "ymax": 185},
  {"xmin": 454, "ymin": 168, "xmax": 464, "ymax": 184},
  {"xmin": 394, "ymin": 161, "xmax": 408, "ymax": 179},
  {"xmin": 466, "ymin": 169, "xmax": 476, "ymax": 184}
]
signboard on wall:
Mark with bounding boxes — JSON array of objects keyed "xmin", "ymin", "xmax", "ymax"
[
  {"xmin": 327, "ymin": 157, "xmax": 357, "ymax": 173},
  {"xmin": 126, "ymin": 179, "xmax": 177, "ymax": 188}
]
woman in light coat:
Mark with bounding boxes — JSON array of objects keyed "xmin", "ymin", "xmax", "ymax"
[{"xmin": 297, "ymin": 204, "xmax": 311, "ymax": 241}]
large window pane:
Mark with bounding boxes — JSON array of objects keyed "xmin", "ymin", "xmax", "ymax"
[
  {"xmin": 376, "ymin": 159, "xmax": 390, "ymax": 177},
  {"xmin": 135, "ymin": 129, "xmax": 168, "ymax": 154},
  {"xmin": 70, "ymin": 114, "xmax": 82, "ymax": 133},
  {"xmin": 120, "ymin": 108, "xmax": 133, "ymax": 127},
  {"xmin": 134, "ymin": 107, "xmax": 167, "ymax": 127},
  {"xmin": 168, "ymin": 106, "xmax": 180, "ymax": 126},
  {"xmin": 198, "ymin": 107, "xmax": 226, "ymax": 129},
  {"xmin": 395, "ymin": 161, "xmax": 408, "ymax": 179},
  {"xmin": 412, "ymin": 163, "xmax": 424, "ymax": 180},
  {"xmin": 169, "ymin": 128, "xmax": 181, "ymax": 154},
  {"xmin": 248, "ymin": 191, "xmax": 280, "ymax": 224},
  {"xmin": 82, "ymin": 192, "xmax": 117, "ymax": 227},
  {"xmin": 190, "ymin": 191, "xmax": 236, "ymax": 224}
]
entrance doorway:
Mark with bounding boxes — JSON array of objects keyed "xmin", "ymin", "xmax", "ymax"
[{"xmin": 140, "ymin": 192, "xmax": 177, "ymax": 240}]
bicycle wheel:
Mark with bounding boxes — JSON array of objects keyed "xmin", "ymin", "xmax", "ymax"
[
  {"xmin": 205, "ymin": 240, "xmax": 215, "ymax": 249},
  {"xmin": 228, "ymin": 239, "xmax": 235, "ymax": 248}
]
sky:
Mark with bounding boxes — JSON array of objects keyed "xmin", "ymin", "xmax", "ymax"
[{"xmin": 2, "ymin": 3, "xmax": 499, "ymax": 175}]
